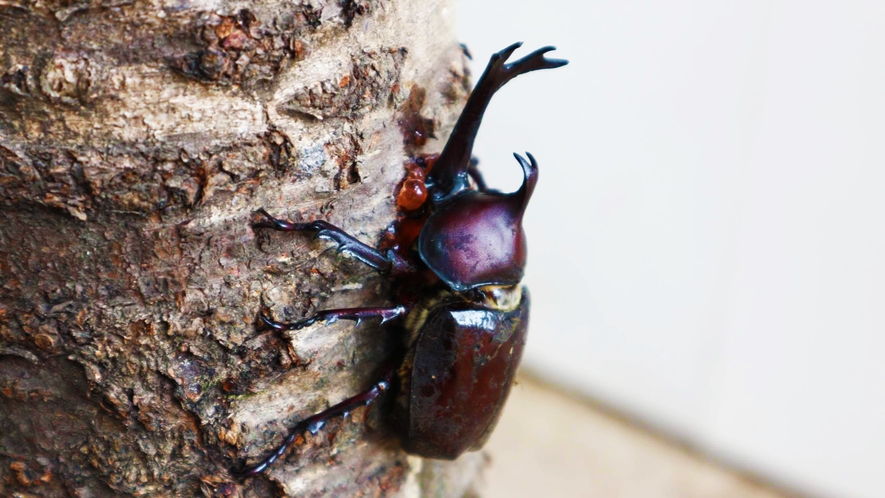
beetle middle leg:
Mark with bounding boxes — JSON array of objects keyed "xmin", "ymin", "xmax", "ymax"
[
  {"xmin": 233, "ymin": 365, "xmax": 395, "ymax": 478},
  {"xmin": 259, "ymin": 305, "xmax": 407, "ymax": 331},
  {"xmin": 255, "ymin": 209, "xmax": 412, "ymax": 275}
]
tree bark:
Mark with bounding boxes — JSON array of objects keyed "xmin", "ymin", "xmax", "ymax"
[{"xmin": 0, "ymin": 1, "xmax": 486, "ymax": 495}]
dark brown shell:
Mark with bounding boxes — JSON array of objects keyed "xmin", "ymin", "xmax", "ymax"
[
  {"xmin": 419, "ymin": 153, "xmax": 537, "ymax": 291},
  {"xmin": 398, "ymin": 290, "xmax": 529, "ymax": 459}
]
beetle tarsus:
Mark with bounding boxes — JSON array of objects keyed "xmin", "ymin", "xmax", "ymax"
[
  {"xmin": 253, "ymin": 208, "xmax": 304, "ymax": 231},
  {"xmin": 232, "ymin": 367, "xmax": 395, "ymax": 479},
  {"xmin": 259, "ymin": 306, "xmax": 407, "ymax": 331}
]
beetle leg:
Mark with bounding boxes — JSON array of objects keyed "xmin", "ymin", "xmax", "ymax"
[
  {"xmin": 255, "ymin": 209, "xmax": 413, "ymax": 275},
  {"xmin": 429, "ymin": 43, "xmax": 567, "ymax": 198},
  {"xmin": 232, "ymin": 365, "xmax": 395, "ymax": 478},
  {"xmin": 259, "ymin": 305, "xmax": 407, "ymax": 331}
]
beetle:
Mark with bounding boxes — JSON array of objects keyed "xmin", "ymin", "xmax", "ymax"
[{"xmin": 234, "ymin": 42, "xmax": 567, "ymax": 477}]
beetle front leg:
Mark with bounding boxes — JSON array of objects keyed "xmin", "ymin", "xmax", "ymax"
[
  {"xmin": 259, "ymin": 305, "xmax": 407, "ymax": 331},
  {"xmin": 232, "ymin": 365, "xmax": 395, "ymax": 478},
  {"xmin": 255, "ymin": 209, "xmax": 412, "ymax": 275}
]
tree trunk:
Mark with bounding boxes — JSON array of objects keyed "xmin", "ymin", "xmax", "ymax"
[{"xmin": 0, "ymin": 1, "xmax": 486, "ymax": 495}]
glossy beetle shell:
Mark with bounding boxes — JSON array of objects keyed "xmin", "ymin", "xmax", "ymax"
[
  {"xmin": 419, "ymin": 152, "xmax": 538, "ymax": 291},
  {"xmin": 419, "ymin": 192, "xmax": 527, "ymax": 291},
  {"xmin": 398, "ymin": 290, "xmax": 529, "ymax": 459}
]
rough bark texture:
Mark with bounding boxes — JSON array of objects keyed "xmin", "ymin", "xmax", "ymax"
[{"xmin": 0, "ymin": 0, "xmax": 487, "ymax": 496}]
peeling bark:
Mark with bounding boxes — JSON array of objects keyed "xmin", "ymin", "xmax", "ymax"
[{"xmin": 0, "ymin": 0, "xmax": 485, "ymax": 495}]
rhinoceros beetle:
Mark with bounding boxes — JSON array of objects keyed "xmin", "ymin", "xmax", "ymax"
[{"xmin": 235, "ymin": 43, "xmax": 567, "ymax": 477}]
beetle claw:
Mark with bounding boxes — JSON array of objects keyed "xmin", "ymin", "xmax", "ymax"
[{"xmin": 253, "ymin": 208, "xmax": 303, "ymax": 231}]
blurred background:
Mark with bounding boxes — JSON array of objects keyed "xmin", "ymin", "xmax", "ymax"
[{"xmin": 456, "ymin": 1, "xmax": 885, "ymax": 497}]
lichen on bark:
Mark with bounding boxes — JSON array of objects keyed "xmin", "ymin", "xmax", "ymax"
[{"xmin": 0, "ymin": 0, "xmax": 484, "ymax": 495}]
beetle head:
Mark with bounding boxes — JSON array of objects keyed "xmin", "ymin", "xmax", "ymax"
[{"xmin": 418, "ymin": 152, "xmax": 538, "ymax": 292}]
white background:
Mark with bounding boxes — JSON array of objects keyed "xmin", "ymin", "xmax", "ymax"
[{"xmin": 457, "ymin": 2, "xmax": 885, "ymax": 497}]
